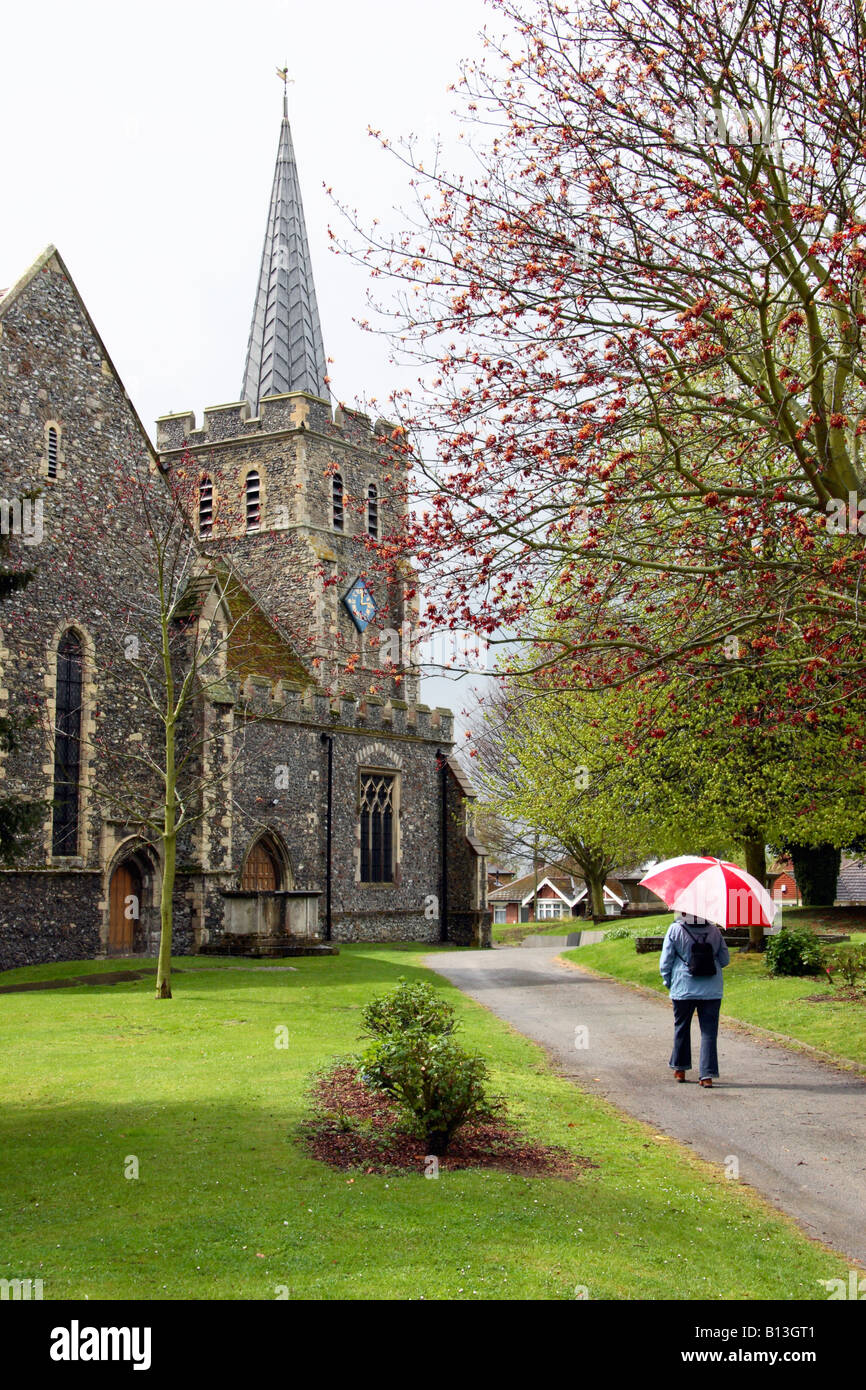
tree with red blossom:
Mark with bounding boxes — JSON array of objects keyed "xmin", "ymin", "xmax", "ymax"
[{"xmin": 343, "ymin": 0, "xmax": 866, "ymax": 714}]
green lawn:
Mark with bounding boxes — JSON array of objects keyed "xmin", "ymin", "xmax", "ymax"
[
  {"xmin": 492, "ymin": 916, "xmax": 587, "ymax": 944},
  {"xmin": 0, "ymin": 946, "xmax": 850, "ymax": 1300},
  {"xmin": 564, "ymin": 914, "xmax": 866, "ymax": 1069}
]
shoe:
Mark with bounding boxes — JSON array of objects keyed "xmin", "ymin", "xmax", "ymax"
[
  {"xmin": 674, "ymin": 1070, "xmax": 686, "ymax": 1082},
  {"xmin": 699, "ymin": 1078, "xmax": 713, "ymax": 1087}
]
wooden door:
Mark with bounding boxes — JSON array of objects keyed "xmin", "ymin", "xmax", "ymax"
[
  {"xmin": 109, "ymin": 861, "xmax": 141, "ymax": 953},
  {"xmin": 240, "ymin": 842, "xmax": 279, "ymax": 891}
]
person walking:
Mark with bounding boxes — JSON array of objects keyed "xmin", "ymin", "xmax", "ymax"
[{"xmin": 659, "ymin": 912, "xmax": 730, "ymax": 1087}]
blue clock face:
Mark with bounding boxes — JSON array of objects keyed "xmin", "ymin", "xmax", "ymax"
[{"xmin": 343, "ymin": 576, "xmax": 378, "ymax": 633}]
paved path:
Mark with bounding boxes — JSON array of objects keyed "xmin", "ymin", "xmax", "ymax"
[{"xmin": 427, "ymin": 945, "xmax": 866, "ymax": 1265}]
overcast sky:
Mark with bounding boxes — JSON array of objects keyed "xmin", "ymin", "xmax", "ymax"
[
  {"xmin": 2, "ymin": 0, "xmax": 497, "ymax": 428},
  {"xmin": 1, "ymin": 0, "xmax": 497, "ymax": 725}
]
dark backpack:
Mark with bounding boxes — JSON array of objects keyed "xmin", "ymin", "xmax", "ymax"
[{"xmin": 682, "ymin": 924, "xmax": 717, "ymax": 978}]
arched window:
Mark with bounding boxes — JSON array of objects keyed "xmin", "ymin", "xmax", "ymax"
[
  {"xmin": 47, "ymin": 426, "xmax": 59, "ymax": 479},
  {"xmin": 332, "ymin": 472, "xmax": 344, "ymax": 531},
  {"xmin": 198, "ymin": 476, "xmax": 213, "ymax": 537},
  {"xmin": 360, "ymin": 771, "xmax": 395, "ymax": 883},
  {"xmin": 52, "ymin": 631, "xmax": 83, "ymax": 855},
  {"xmin": 240, "ymin": 838, "xmax": 280, "ymax": 891},
  {"xmin": 245, "ymin": 471, "xmax": 260, "ymax": 533},
  {"xmin": 367, "ymin": 484, "xmax": 379, "ymax": 540}
]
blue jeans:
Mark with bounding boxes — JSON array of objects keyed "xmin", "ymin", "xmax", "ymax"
[{"xmin": 670, "ymin": 997, "xmax": 721, "ymax": 1079}]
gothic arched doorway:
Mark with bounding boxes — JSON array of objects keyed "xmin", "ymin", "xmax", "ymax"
[
  {"xmin": 109, "ymin": 858, "xmax": 144, "ymax": 954},
  {"xmin": 240, "ymin": 839, "xmax": 281, "ymax": 892}
]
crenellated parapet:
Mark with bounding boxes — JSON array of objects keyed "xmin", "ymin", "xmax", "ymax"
[
  {"xmin": 222, "ymin": 674, "xmax": 452, "ymax": 743},
  {"xmin": 156, "ymin": 393, "xmax": 401, "ymax": 455}
]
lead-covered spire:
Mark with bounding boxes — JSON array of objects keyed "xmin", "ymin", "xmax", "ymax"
[{"xmin": 241, "ymin": 85, "xmax": 329, "ymax": 412}]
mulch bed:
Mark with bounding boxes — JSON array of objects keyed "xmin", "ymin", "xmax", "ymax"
[
  {"xmin": 302, "ymin": 1064, "xmax": 595, "ymax": 1179},
  {"xmin": 801, "ymin": 987, "xmax": 866, "ymax": 1005}
]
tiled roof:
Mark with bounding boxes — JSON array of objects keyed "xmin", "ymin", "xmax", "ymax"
[
  {"xmin": 488, "ymin": 866, "xmax": 579, "ymax": 902},
  {"xmin": 489, "ymin": 866, "xmax": 627, "ymax": 902},
  {"xmin": 488, "ymin": 863, "xmax": 634, "ymax": 908},
  {"xmin": 174, "ymin": 566, "xmax": 311, "ymax": 687},
  {"xmin": 446, "ymin": 755, "xmax": 478, "ymax": 798},
  {"xmin": 836, "ymin": 857, "xmax": 866, "ymax": 904},
  {"xmin": 768, "ymin": 857, "xmax": 794, "ymax": 875}
]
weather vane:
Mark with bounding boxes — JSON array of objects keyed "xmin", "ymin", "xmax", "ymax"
[{"xmin": 276, "ymin": 65, "xmax": 293, "ymax": 117}]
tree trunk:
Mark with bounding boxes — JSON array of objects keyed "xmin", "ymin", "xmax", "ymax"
[
  {"xmin": 589, "ymin": 874, "xmax": 606, "ymax": 921},
  {"xmin": 532, "ymin": 836, "xmax": 539, "ymax": 923},
  {"xmin": 743, "ymin": 836, "xmax": 767, "ymax": 951},
  {"xmin": 155, "ymin": 831, "xmax": 175, "ymax": 999},
  {"xmin": 155, "ymin": 711, "xmax": 176, "ymax": 1000},
  {"xmin": 426, "ymin": 1129, "xmax": 450, "ymax": 1157}
]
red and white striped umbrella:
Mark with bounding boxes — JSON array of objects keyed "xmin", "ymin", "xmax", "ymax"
[{"xmin": 638, "ymin": 856, "xmax": 776, "ymax": 930}]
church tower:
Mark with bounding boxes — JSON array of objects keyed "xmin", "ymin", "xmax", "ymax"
[{"xmin": 157, "ymin": 90, "xmax": 418, "ymax": 702}]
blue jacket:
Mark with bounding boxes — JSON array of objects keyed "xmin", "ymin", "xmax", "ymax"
[{"xmin": 660, "ymin": 917, "xmax": 730, "ymax": 1000}]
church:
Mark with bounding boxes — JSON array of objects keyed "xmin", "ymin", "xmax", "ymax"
[{"xmin": 0, "ymin": 98, "xmax": 490, "ymax": 970}]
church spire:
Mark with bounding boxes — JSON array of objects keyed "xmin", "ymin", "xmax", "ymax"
[{"xmin": 241, "ymin": 77, "xmax": 329, "ymax": 413}]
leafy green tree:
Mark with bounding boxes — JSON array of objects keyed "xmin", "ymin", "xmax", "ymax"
[
  {"xmin": 479, "ymin": 656, "xmax": 866, "ymax": 940},
  {"xmin": 635, "ymin": 667, "xmax": 866, "ymax": 929},
  {"xmin": 479, "ymin": 676, "xmax": 659, "ymax": 917}
]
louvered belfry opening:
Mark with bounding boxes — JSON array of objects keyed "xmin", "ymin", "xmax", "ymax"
[
  {"xmin": 367, "ymin": 484, "xmax": 378, "ymax": 539},
  {"xmin": 245, "ymin": 471, "xmax": 261, "ymax": 532},
  {"xmin": 332, "ymin": 472, "xmax": 344, "ymax": 531},
  {"xmin": 360, "ymin": 772, "xmax": 394, "ymax": 883},
  {"xmin": 241, "ymin": 839, "xmax": 280, "ymax": 891},
  {"xmin": 52, "ymin": 631, "xmax": 83, "ymax": 855},
  {"xmin": 47, "ymin": 426, "xmax": 59, "ymax": 478},
  {"xmin": 199, "ymin": 476, "xmax": 213, "ymax": 536}
]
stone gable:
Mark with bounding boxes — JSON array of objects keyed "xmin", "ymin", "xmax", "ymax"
[{"xmin": 0, "ymin": 249, "xmax": 489, "ymax": 967}]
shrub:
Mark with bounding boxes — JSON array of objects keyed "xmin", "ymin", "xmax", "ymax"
[
  {"xmin": 765, "ymin": 925, "xmax": 825, "ymax": 977},
  {"xmin": 360, "ymin": 1032, "xmax": 501, "ymax": 1155},
  {"xmin": 824, "ymin": 945, "xmax": 866, "ymax": 990},
  {"xmin": 604, "ymin": 925, "xmax": 631, "ymax": 941},
  {"xmin": 360, "ymin": 978, "xmax": 456, "ymax": 1039}
]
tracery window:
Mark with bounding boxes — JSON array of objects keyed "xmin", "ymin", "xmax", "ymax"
[
  {"xmin": 360, "ymin": 772, "xmax": 395, "ymax": 883},
  {"xmin": 52, "ymin": 631, "xmax": 83, "ymax": 855}
]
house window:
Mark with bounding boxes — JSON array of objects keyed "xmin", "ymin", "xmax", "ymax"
[
  {"xmin": 199, "ymin": 476, "xmax": 213, "ymax": 536},
  {"xmin": 240, "ymin": 839, "xmax": 280, "ymax": 891},
  {"xmin": 245, "ymin": 471, "xmax": 261, "ymax": 533},
  {"xmin": 332, "ymin": 472, "xmax": 344, "ymax": 531},
  {"xmin": 367, "ymin": 484, "xmax": 378, "ymax": 539},
  {"xmin": 493, "ymin": 905, "xmax": 507, "ymax": 924},
  {"xmin": 52, "ymin": 630, "xmax": 83, "ymax": 855},
  {"xmin": 47, "ymin": 426, "xmax": 59, "ymax": 479},
  {"xmin": 536, "ymin": 899, "xmax": 566, "ymax": 920},
  {"xmin": 360, "ymin": 771, "xmax": 394, "ymax": 882}
]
